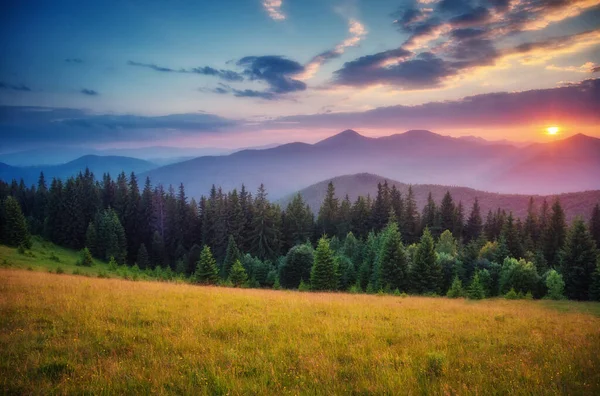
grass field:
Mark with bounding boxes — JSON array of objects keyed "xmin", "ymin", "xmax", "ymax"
[{"xmin": 1, "ymin": 266, "xmax": 600, "ymax": 394}]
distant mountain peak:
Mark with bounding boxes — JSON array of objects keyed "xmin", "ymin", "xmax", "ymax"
[{"xmin": 315, "ymin": 129, "xmax": 368, "ymax": 146}]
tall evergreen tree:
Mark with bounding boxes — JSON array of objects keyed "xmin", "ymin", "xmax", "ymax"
[
  {"xmin": 403, "ymin": 186, "xmax": 419, "ymax": 244},
  {"xmin": 500, "ymin": 213, "xmax": 524, "ymax": 259},
  {"xmin": 2, "ymin": 196, "xmax": 31, "ymax": 248},
  {"xmin": 137, "ymin": 243, "xmax": 150, "ymax": 270},
  {"xmin": 249, "ymin": 184, "xmax": 280, "ymax": 261},
  {"xmin": 590, "ymin": 204, "xmax": 600, "ymax": 249},
  {"xmin": 351, "ymin": 196, "xmax": 371, "ymax": 239},
  {"xmin": 421, "ymin": 193, "xmax": 439, "ymax": 237},
  {"xmin": 337, "ymin": 195, "xmax": 352, "ymax": 238},
  {"xmin": 310, "ymin": 237, "xmax": 338, "ymax": 291},
  {"xmin": 543, "ymin": 199, "xmax": 567, "ymax": 268},
  {"xmin": 317, "ymin": 182, "xmax": 339, "ymax": 237},
  {"xmin": 411, "ymin": 228, "xmax": 440, "ymax": 294},
  {"xmin": 282, "ymin": 193, "xmax": 313, "ymax": 250},
  {"xmin": 561, "ymin": 218, "xmax": 598, "ymax": 300},
  {"xmin": 222, "ymin": 235, "xmax": 242, "ymax": 278},
  {"xmin": 465, "ymin": 198, "xmax": 483, "ymax": 242},
  {"xmin": 372, "ymin": 182, "xmax": 391, "ymax": 231},
  {"xmin": 229, "ymin": 259, "xmax": 248, "ymax": 287},
  {"xmin": 378, "ymin": 221, "xmax": 409, "ymax": 292},
  {"xmin": 439, "ymin": 191, "xmax": 455, "ymax": 233},
  {"xmin": 280, "ymin": 243, "xmax": 314, "ymax": 289}
]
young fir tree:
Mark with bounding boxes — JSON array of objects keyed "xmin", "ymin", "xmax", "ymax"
[
  {"xmin": 78, "ymin": 247, "xmax": 94, "ymax": 267},
  {"xmin": 446, "ymin": 276, "xmax": 465, "ymax": 298},
  {"xmin": 229, "ymin": 259, "xmax": 248, "ymax": 287},
  {"xmin": 378, "ymin": 221, "xmax": 409, "ymax": 292},
  {"xmin": 222, "ymin": 235, "xmax": 242, "ymax": 279},
  {"xmin": 411, "ymin": 228, "xmax": 440, "ymax": 294},
  {"xmin": 561, "ymin": 218, "xmax": 598, "ymax": 300},
  {"xmin": 2, "ymin": 196, "xmax": 31, "ymax": 248},
  {"xmin": 137, "ymin": 243, "xmax": 150, "ymax": 270},
  {"xmin": 545, "ymin": 269, "xmax": 565, "ymax": 300},
  {"xmin": 310, "ymin": 237, "xmax": 338, "ymax": 291},
  {"xmin": 436, "ymin": 230, "xmax": 458, "ymax": 256},
  {"xmin": 194, "ymin": 246, "xmax": 219, "ymax": 285},
  {"xmin": 403, "ymin": 186, "xmax": 420, "ymax": 245},
  {"xmin": 467, "ymin": 273, "xmax": 485, "ymax": 300}
]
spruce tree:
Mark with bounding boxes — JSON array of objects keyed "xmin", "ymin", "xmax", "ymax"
[
  {"xmin": 337, "ymin": 195, "xmax": 352, "ymax": 238},
  {"xmin": 229, "ymin": 259, "xmax": 248, "ymax": 287},
  {"xmin": 2, "ymin": 196, "xmax": 31, "ymax": 248},
  {"xmin": 561, "ymin": 218, "xmax": 598, "ymax": 300},
  {"xmin": 310, "ymin": 237, "xmax": 338, "ymax": 291},
  {"xmin": 439, "ymin": 191, "xmax": 455, "ymax": 234},
  {"xmin": 280, "ymin": 243, "xmax": 314, "ymax": 289},
  {"xmin": 85, "ymin": 222, "xmax": 98, "ymax": 257},
  {"xmin": 194, "ymin": 246, "xmax": 219, "ymax": 284},
  {"xmin": 282, "ymin": 193, "xmax": 313, "ymax": 250},
  {"xmin": 436, "ymin": 230, "xmax": 457, "ymax": 256},
  {"xmin": 137, "ymin": 243, "xmax": 150, "ymax": 270},
  {"xmin": 590, "ymin": 204, "xmax": 600, "ymax": 248},
  {"xmin": 351, "ymin": 196, "xmax": 371, "ymax": 239},
  {"xmin": 446, "ymin": 276, "xmax": 465, "ymax": 298},
  {"xmin": 403, "ymin": 186, "xmax": 419, "ymax": 244},
  {"xmin": 379, "ymin": 222, "xmax": 409, "ymax": 292},
  {"xmin": 222, "ymin": 235, "xmax": 241, "ymax": 278},
  {"xmin": 500, "ymin": 213, "xmax": 524, "ymax": 259},
  {"xmin": 411, "ymin": 228, "xmax": 439, "ymax": 294},
  {"xmin": 317, "ymin": 182, "xmax": 339, "ymax": 237},
  {"xmin": 543, "ymin": 199, "xmax": 567, "ymax": 268},
  {"xmin": 465, "ymin": 198, "xmax": 482, "ymax": 242},
  {"xmin": 589, "ymin": 260, "xmax": 600, "ymax": 301},
  {"xmin": 467, "ymin": 273, "xmax": 485, "ymax": 300}
]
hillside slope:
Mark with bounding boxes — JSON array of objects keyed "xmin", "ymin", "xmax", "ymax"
[{"xmin": 280, "ymin": 173, "xmax": 600, "ymax": 222}]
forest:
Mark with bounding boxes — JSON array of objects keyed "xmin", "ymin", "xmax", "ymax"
[{"xmin": 1, "ymin": 169, "xmax": 600, "ymax": 301}]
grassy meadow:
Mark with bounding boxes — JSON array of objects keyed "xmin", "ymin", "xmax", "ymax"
[{"xmin": 1, "ymin": 253, "xmax": 600, "ymax": 394}]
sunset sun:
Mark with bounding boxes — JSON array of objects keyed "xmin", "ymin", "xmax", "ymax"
[{"xmin": 546, "ymin": 126, "xmax": 560, "ymax": 135}]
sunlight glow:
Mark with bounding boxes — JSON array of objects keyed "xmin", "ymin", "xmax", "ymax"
[{"xmin": 546, "ymin": 126, "xmax": 559, "ymax": 135}]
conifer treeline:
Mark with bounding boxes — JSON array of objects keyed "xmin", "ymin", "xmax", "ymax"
[{"xmin": 1, "ymin": 172, "xmax": 600, "ymax": 300}]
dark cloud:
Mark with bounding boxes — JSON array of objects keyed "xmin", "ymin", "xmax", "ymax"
[
  {"xmin": 450, "ymin": 28, "xmax": 487, "ymax": 40},
  {"xmin": 232, "ymin": 89, "xmax": 276, "ymax": 100},
  {"xmin": 0, "ymin": 82, "xmax": 32, "ymax": 92},
  {"xmin": 0, "ymin": 106, "xmax": 238, "ymax": 150},
  {"xmin": 128, "ymin": 61, "xmax": 243, "ymax": 81},
  {"xmin": 438, "ymin": 0, "xmax": 476, "ymax": 14},
  {"xmin": 269, "ymin": 78, "xmax": 600, "ymax": 129},
  {"xmin": 80, "ymin": 89, "xmax": 99, "ymax": 96},
  {"xmin": 65, "ymin": 58, "xmax": 83, "ymax": 64},
  {"xmin": 487, "ymin": 0, "xmax": 511, "ymax": 12},
  {"xmin": 237, "ymin": 56, "xmax": 306, "ymax": 94},
  {"xmin": 450, "ymin": 6, "xmax": 492, "ymax": 27},
  {"xmin": 593, "ymin": 66, "xmax": 600, "ymax": 73}
]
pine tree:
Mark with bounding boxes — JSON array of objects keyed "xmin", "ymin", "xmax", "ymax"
[
  {"xmin": 467, "ymin": 273, "xmax": 485, "ymax": 300},
  {"xmin": 222, "ymin": 235, "xmax": 241, "ymax": 278},
  {"xmin": 229, "ymin": 259, "xmax": 248, "ymax": 287},
  {"xmin": 337, "ymin": 195, "xmax": 352, "ymax": 238},
  {"xmin": 379, "ymin": 221, "xmax": 409, "ymax": 292},
  {"xmin": 589, "ymin": 204, "xmax": 600, "ymax": 248},
  {"xmin": 403, "ymin": 186, "xmax": 419, "ymax": 244},
  {"xmin": 194, "ymin": 246, "xmax": 219, "ymax": 284},
  {"xmin": 282, "ymin": 193, "xmax": 313, "ymax": 250},
  {"xmin": 351, "ymin": 196, "xmax": 371, "ymax": 239},
  {"xmin": 589, "ymin": 260, "xmax": 600, "ymax": 301},
  {"xmin": 500, "ymin": 213, "xmax": 524, "ymax": 259},
  {"xmin": 310, "ymin": 237, "xmax": 338, "ymax": 291},
  {"xmin": 372, "ymin": 182, "xmax": 391, "ymax": 231},
  {"xmin": 446, "ymin": 276, "xmax": 465, "ymax": 298},
  {"xmin": 436, "ymin": 230, "xmax": 457, "ymax": 256},
  {"xmin": 411, "ymin": 228, "xmax": 439, "ymax": 294},
  {"xmin": 78, "ymin": 247, "xmax": 94, "ymax": 267},
  {"xmin": 421, "ymin": 193, "xmax": 439, "ymax": 237},
  {"xmin": 561, "ymin": 218, "xmax": 598, "ymax": 300},
  {"xmin": 439, "ymin": 191, "xmax": 455, "ymax": 234},
  {"xmin": 464, "ymin": 198, "xmax": 482, "ymax": 242},
  {"xmin": 543, "ymin": 199, "xmax": 566, "ymax": 268},
  {"xmin": 317, "ymin": 182, "xmax": 339, "ymax": 237},
  {"xmin": 358, "ymin": 231, "xmax": 377, "ymax": 290},
  {"xmin": 227, "ymin": 189, "xmax": 246, "ymax": 247},
  {"xmin": 250, "ymin": 184, "xmax": 280, "ymax": 261},
  {"xmin": 523, "ymin": 197, "xmax": 538, "ymax": 252},
  {"xmin": 85, "ymin": 222, "xmax": 98, "ymax": 257},
  {"xmin": 2, "ymin": 196, "xmax": 31, "ymax": 248},
  {"xmin": 137, "ymin": 243, "xmax": 150, "ymax": 270}
]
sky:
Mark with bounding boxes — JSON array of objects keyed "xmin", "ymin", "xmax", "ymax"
[{"xmin": 0, "ymin": 0, "xmax": 599, "ymax": 152}]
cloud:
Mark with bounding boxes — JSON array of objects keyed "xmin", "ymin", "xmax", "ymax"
[
  {"xmin": 80, "ymin": 89, "xmax": 99, "ymax": 96},
  {"xmin": 267, "ymin": 78, "xmax": 600, "ymax": 129},
  {"xmin": 128, "ymin": 61, "xmax": 243, "ymax": 82},
  {"xmin": 546, "ymin": 62, "xmax": 598, "ymax": 73},
  {"xmin": 237, "ymin": 55, "xmax": 307, "ymax": 94},
  {"xmin": 0, "ymin": 106, "xmax": 239, "ymax": 149},
  {"xmin": 263, "ymin": 0, "xmax": 285, "ymax": 21},
  {"xmin": 65, "ymin": 58, "xmax": 83, "ymax": 64},
  {"xmin": 0, "ymin": 82, "xmax": 32, "ymax": 92},
  {"xmin": 296, "ymin": 18, "xmax": 367, "ymax": 80},
  {"xmin": 449, "ymin": 6, "xmax": 492, "ymax": 27}
]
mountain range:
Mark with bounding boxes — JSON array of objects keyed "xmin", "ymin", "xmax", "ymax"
[
  {"xmin": 141, "ymin": 129, "xmax": 600, "ymax": 198},
  {"xmin": 0, "ymin": 155, "xmax": 156, "ymax": 186},
  {"xmin": 280, "ymin": 173, "xmax": 600, "ymax": 222}
]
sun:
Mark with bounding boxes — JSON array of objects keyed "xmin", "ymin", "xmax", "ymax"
[{"xmin": 546, "ymin": 126, "xmax": 559, "ymax": 135}]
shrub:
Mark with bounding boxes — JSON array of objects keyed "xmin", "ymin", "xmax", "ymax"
[
  {"xmin": 72, "ymin": 269, "xmax": 82, "ymax": 275},
  {"xmin": 77, "ymin": 248, "xmax": 93, "ymax": 267},
  {"xmin": 298, "ymin": 280, "xmax": 311, "ymax": 292},
  {"xmin": 545, "ymin": 269, "xmax": 566, "ymax": 300},
  {"xmin": 425, "ymin": 352, "xmax": 446, "ymax": 377},
  {"xmin": 17, "ymin": 244, "xmax": 26, "ymax": 255},
  {"xmin": 108, "ymin": 257, "xmax": 118, "ymax": 271},
  {"xmin": 504, "ymin": 288, "xmax": 519, "ymax": 300},
  {"xmin": 97, "ymin": 270, "xmax": 109, "ymax": 279},
  {"xmin": 467, "ymin": 273, "xmax": 485, "ymax": 300},
  {"xmin": 446, "ymin": 277, "xmax": 465, "ymax": 298},
  {"xmin": 55, "ymin": 266, "xmax": 64, "ymax": 274},
  {"xmin": 26, "ymin": 266, "xmax": 33, "ymax": 271},
  {"xmin": 524, "ymin": 291, "xmax": 533, "ymax": 300},
  {"xmin": 49, "ymin": 252, "xmax": 61, "ymax": 262}
]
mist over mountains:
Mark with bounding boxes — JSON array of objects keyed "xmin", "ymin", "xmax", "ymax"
[{"xmin": 1, "ymin": 130, "xmax": 599, "ymax": 200}]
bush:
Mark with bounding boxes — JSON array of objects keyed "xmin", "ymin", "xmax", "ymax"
[
  {"xmin": 72, "ymin": 269, "xmax": 82, "ymax": 275},
  {"xmin": 504, "ymin": 288, "xmax": 519, "ymax": 300},
  {"xmin": 545, "ymin": 269, "xmax": 566, "ymax": 300},
  {"xmin": 467, "ymin": 273, "xmax": 485, "ymax": 300},
  {"xmin": 348, "ymin": 283, "xmax": 362, "ymax": 294},
  {"xmin": 108, "ymin": 257, "xmax": 118, "ymax": 271},
  {"xmin": 524, "ymin": 291, "xmax": 533, "ymax": 300},
  {"xmin": 55, "ymin": 266, "xmax": 64, "ymax": 274},
  {"xmin": 49, "ymin": 252, "xmax": 61, "ymax": 262},
  {"xmin": 425, "ymin": 352, "xmax": 446, "ymax": 377},
  {"xmin": 97, "ymin": 270, "xmax": 109, "ymax": 279},
  {"xmin": 446, "ymin": 277, "xmax": 465, "ymax": 298},
  {"xmin": 77, "ymin": 248, "xmax": 93, "ymax": 267},
  {"xmin": 298, "ymin": 280, "xmax": 310, "ymax": 292},
  {"xmin": 17, "ymin": 244, "xmax": 26, "ymax": 255}
]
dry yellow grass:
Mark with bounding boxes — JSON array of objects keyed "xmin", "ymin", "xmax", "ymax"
[{"xmin": 1, "ymin": 269, "xmax": 599, "ymax": 395}]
